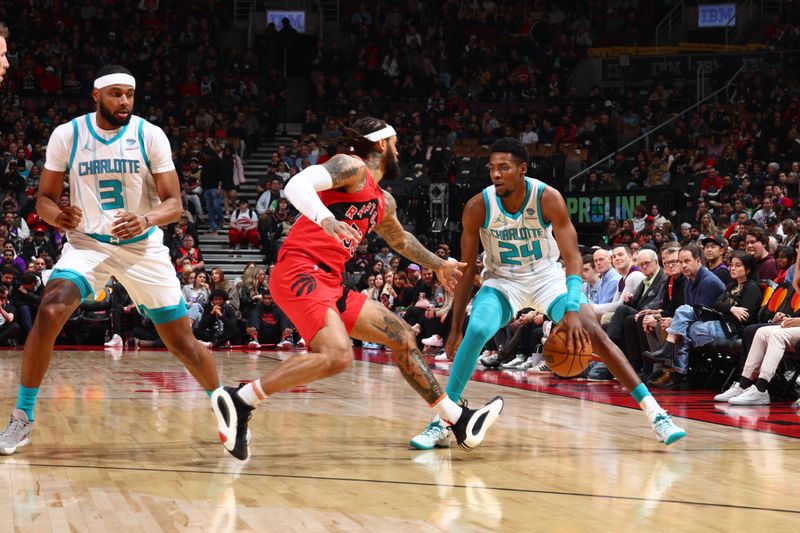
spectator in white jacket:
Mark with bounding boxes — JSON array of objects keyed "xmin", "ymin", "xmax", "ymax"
[{"xmin": 592, "ymin": 245, "xmax": 645, "ymax": 325}]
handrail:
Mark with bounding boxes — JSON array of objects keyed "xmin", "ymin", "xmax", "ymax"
[
  {"xmin": 655, "ymin": 1, "xmax": 686, "ymax": 48},
  {"xmin": 567, "ymin": 65, "xmax": 745, "ymax": 192}
]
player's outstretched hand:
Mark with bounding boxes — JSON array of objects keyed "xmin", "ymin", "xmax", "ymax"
[
  {"xmin": 435, "ymin": 259, "xmax": 467, "ymax": 292},
  {"xmin": 111, "ymin": 212, "xmax": 149, "ymax": 240},
  {"xmin": 550, "ymin": 312, "xmax": 590, "ymax": 355},
  {"xmin": 320, "ymin": 217, "xmax": 362, "ymax": 243},
  {"xmin": 55, "ymin": 206, "xmax": 82, "ymax": 230}
]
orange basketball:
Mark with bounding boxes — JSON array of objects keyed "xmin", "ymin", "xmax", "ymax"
[{"xmin": 542, "ymin": 330, "xmax": 593, "ymax": 377}]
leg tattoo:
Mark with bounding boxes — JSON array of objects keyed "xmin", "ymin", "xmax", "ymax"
[{"xmin": 375, "ymin": 315, "xmax": 442, "ymax": 404}]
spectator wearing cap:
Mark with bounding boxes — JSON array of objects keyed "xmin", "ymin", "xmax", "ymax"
[
  {"xmin": 746, "ymin": 227, "xmax": 779, "ymax": 280},
  {"xmin": 405, "ymin": 263, "xmax": 426, "ymax": 301},
  {"xmin": 21, "ymin": 225, "xmax": 55, "ymax": 262},
  {"xmin": 679, "ymin": 222, "xmax": 694, "ymax": 246},
  {"xmin": 702, "ymin": 236, "xmax": 731, "ymax": 285}
]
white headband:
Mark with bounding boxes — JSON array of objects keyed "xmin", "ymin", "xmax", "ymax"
[
  {"xmin": 94, "ymin": 73, "xmax": 136, "ymax": 90},
  {"xmin": 364, "ymin": 125, "xmax": 396, "ymax": 142}
]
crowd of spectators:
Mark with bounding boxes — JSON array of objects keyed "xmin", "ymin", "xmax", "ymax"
[{"xmin": 0, "ymin": 1, "xmax": 799, "ymax": 399}]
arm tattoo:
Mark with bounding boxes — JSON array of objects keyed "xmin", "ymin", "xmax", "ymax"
[
  {"xmin": 322, "ymin": 155, "xmax": 363, "ymax": 186},
  {"xmin": 374, "ymin": 315, "xmax": 442, "ymax": 404},
  {"xmin": 376, "ymin": 191, "xmax": 445, "ymax": 270}
]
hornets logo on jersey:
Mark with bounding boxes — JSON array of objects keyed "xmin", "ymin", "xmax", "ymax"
[{"xmin": 480, "ymin": 177, "xmax": 560, "ymax": 279}]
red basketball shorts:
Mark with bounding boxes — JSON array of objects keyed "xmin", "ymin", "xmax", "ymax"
[{"xmin": 269, "ymin": 252, "xmax": 368, "ymax": 343}]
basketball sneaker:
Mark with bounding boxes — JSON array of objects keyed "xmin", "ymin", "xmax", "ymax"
[
  {"xmin": 449, "ymin": 396, "xmax": 504, "ymax": 451},
  {"xmin": 297, "ymin": 338, "xmax": 307, "ymax": 348},
  {"xmin": 211, "ymin": 385, "xmax": 254, "ymax": 460},
  {"xmin": 651, "ymin": 412, "xmax": 687, "ymax": 445},
  {"xmin": 276, "ymin": 339, "xmax": 293, "ymax": 349},
  {"xmin": 409, "ymin": 416, "xmax": 451, "ymax": 450},
  {"xmin": 248, "ymin": 340, "xmax": 261, "ymax": 349},
  {"xmin": 0, "ymin": 409, "xmax": 33, "ymax": 455}
]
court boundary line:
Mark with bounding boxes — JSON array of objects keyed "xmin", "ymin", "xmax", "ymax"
[{"xmin": 8, "ymin": 461, "xmax": 800, "ymax": 515}]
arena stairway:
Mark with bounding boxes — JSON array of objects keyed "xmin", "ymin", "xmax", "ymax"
[{"xmin": 195, "ymin": 124, "xmax": 302, "ymax": 281}]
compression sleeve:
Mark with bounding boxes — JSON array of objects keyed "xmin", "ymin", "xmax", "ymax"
[{"xmin": 284, "ymin": 164, "xmax": 336, "ymax": 226}]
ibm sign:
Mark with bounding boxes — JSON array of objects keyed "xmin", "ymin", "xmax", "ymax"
[{"xmin": 698, "ymin": 4, "xmax": 736, "ymax": 27}]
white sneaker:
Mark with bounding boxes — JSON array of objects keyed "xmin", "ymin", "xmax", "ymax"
[
  {"xmin": 297, "ymin": 338, "xmax": 307, "ymax": 348},
  {"xmin": 248, "ymin": 340, "xmax": 261, "ymax": 349},
  {"xmin": 515, "ymin": 357, "xmax": 539, "ymax": 370},
  {"xmin": 422, "ymin": 335, "xmax": 443, "ymax": 347},
  {"xmin": 713, "ymin": 382, "xmax": 744, "ymax": 402},
  {"xmin": 104, "ymin": 334, "xmax": 123, "ymax": 347},
  {"xmin": 479, "ymin": 351, "xmax": 501, "ymax": 367},
  {"xmin": 276, "ymin": 339, "xmax": 293, "ymax": 349},
  {"xmin": 0, "ymin": 409, "xmax": 33, "ymax": 455},
  {"xmin": 527, "ymin": 360, "xmax": 550, "ymax": 373},
  {"xmin": 501, "ymin": 355, "xmax": 526, "ymax": 369},
  {"xmin": 409, "ymin": 416, "xmax": 451, "ymax": 450},
  {"xmin": 200, "ymin": 341, "xmax": 214, "ymax": 349},
  {"xmin": 434, "ymin": 352, "xmax": 450, "ymax": 361},
  {"xmin": 728, "ymin": 385, "xmax": 770, "ymax": 405}
]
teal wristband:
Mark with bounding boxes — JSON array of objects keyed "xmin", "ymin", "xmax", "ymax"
[{"xmin": 565, "ymin": 274, "xmax": 583, "ymax": 312}]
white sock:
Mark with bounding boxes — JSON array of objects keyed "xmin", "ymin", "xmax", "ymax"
[
  {"xmin": 237, "ymin": 379, "xmax": 267, "ymax": 407},
  {"xmin": 639, "ymin": 395, "xmax": 664, "ymax": 421},
  {"xmin": 431, "ymin": 394, "xmax": 462, "ymax": 425}
]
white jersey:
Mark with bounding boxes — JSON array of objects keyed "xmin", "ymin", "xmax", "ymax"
[
  {"xmin": 480, "ymin": 177, "xmax": 561, "ymax": 279},
  {"xmin": 44, "ymin": 112, "xmax": 174, "ymax": 239}
]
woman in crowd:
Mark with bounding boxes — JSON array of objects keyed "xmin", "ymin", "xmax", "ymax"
[
  {"xmin": 773, "ymin": 246, "xmax": 797, "ymax": 284},
  {"xmin": 238, "ymin": 264, "xmax": 268, "ymax": 320},
  {"xmin": 208, "ymin": 267, "xmax": 241, "ymax": 318},
  {"xmin": 182, "ymin": 270, "xmax": 210, "ymax": 327}
]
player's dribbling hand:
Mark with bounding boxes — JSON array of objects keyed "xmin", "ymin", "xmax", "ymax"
[
  {"xmin": 434, "ymin": 259, "xmax": 467, "ymax": 292},
  {"xmin": 111, "ymin": 212, "xmax": 148, "ymax": 239},
  {"xmin": 551, "ymin": 312, "xmax": 590, "ymax": 355},
  {"xmin": 320, "ymin": 217, "xmax": 362, "ymax": 243},
  {"xmin": 55, "ymin": 206, "xmax": 82, "ymax": 230}
]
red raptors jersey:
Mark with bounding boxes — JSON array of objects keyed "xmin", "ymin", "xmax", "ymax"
[{"xmin": 280, "ymin": 166, "xmax": 386, "ymax": 275}]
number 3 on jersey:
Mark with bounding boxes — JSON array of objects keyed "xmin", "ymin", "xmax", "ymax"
[
  {"xmin": 498, "ymin": 240, "xmax": 542, "ymax": 265},
  {"xmin": 98, "ymin": 179, "xmax": 124, "ymax": 210}
]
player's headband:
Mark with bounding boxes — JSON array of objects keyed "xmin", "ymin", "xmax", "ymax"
[
  {"xmin": 364, "ymin": 125, "xmax": 396, "ymax": 142},
  {"xmin": 94, "ymin": 73, "xmax": 136, "ymax": 90}
]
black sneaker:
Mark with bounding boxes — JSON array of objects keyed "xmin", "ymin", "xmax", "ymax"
[
  {"xmin": 449, "ymin": 396, "xmax": 504, "ymax": 451},
  {"xmin": 211, "ymin": 385, "xmax": 255, "ymax": 460}
]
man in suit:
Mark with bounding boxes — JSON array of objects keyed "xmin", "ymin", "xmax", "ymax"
[{"xmin": 606, "ymin": 247, "xmax": 667, "ymax": 369}]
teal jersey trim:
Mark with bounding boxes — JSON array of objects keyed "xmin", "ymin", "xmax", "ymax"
[
  {"xmin": 50, "ymin": 268, "xmax": 94, "ymax": 302},
  {"xmin": 482, "ymin": 189, "xmax": 491, "ymax": 228},
  {"xmin": 138, "ymin": 301, "xmax": 188, "ymax": 325},
  {"xmin": 495, "ymin": 178, "xmax": 532, "ymax": 220},
  {"xmin": 536, "ymin": 181, "xmax": 551, "ymax": 228},
  {"xmin": 137, "ymin": 118, "xmax": 151, "ymax": 171},
  {"xmin": 67, "ymin": 119, "xmax": 79, "ymax": 172},
  {"xmin": 85, "ymin": 226, "xmax": 155, "ymax": 245},
  {"xmin": 85, "ymin": 113, "xmax": 129, "ymax": 146}
]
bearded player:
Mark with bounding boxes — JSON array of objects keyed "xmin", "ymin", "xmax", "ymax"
[
  {"xmin": 0, "ymin": 65, "xmax": 222, "ymax": 455},
  {"xmin": 212, "ymin": 118, "xmax": 504, "ymax": 459}
]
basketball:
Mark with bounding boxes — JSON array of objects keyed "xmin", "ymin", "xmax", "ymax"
[{"xmin": 543, "ymin": 330, "xmax": 593, "ymax": 377}]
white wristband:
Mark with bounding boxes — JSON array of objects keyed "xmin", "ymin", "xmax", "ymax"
[{"xmin": 284, "ymin": 165, "xmax": 336, "ymax": 226}]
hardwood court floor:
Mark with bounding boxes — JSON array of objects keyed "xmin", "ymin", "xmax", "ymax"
[{"xmin": 1, "ymin": 346, "xmax": 799, "ymax": 532}]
